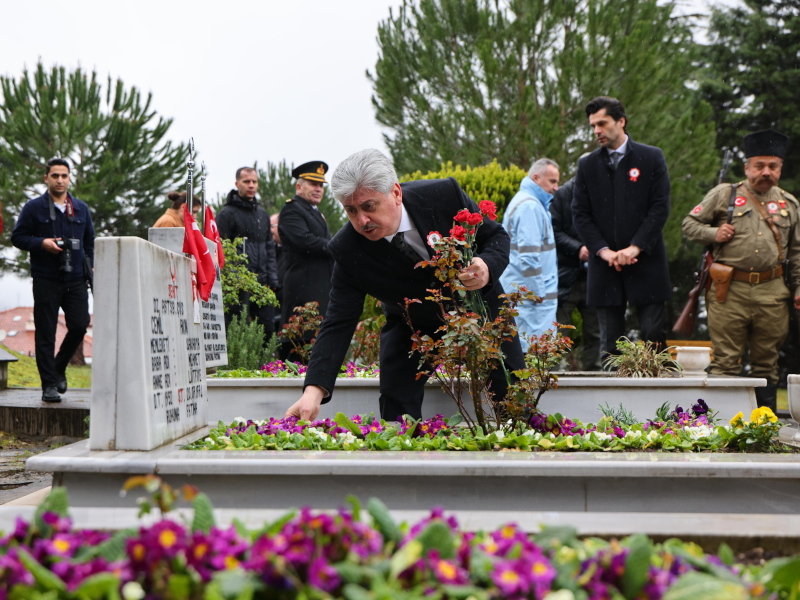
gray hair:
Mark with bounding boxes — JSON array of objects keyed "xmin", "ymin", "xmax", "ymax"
[
  {"xmin": 330, "ymin": 148, "xmax": 398, "ymax": 203},
  {"xmin": 528, "ymin": 158, "xmax": 559, "ymax": 179}
]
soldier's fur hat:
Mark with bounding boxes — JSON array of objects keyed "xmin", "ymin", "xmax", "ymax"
[{"xmin": 743, "ymin": 129, "xmax": 789, "ymax": 159}]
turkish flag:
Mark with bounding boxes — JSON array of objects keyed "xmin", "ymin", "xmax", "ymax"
[
  {"xmin": 203, "ymin": 206, "xmax": 225, "ymax": 268},
  {"xmin": 182, "ymin": 203, "xmax": 215, "ymax": 302}
]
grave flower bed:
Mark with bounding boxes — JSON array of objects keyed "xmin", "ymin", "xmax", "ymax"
[
  {"xmin": 214, "ymin": 360, "xmax": 379, "ymax": 379},
  {"xmin": 2, "ymin": 488, "xmax": 799, "ymax": 599},
  {"xmin": 187, "ymin": 403, "xmax": 790, "ymax": 453}
]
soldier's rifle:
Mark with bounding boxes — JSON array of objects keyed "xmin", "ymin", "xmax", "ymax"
[{"xmin": 671, "ymin": 149, "xmax": 733, "ymax": 337}]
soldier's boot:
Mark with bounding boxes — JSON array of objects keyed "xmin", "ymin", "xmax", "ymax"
[{"xmin": 754, "ymin": 384, "xmax": 777, "ymax": 412}]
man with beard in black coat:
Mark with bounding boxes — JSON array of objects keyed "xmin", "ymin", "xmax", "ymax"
[{"xmin": 216, "ymin": 167, "xmax": 280, "ymax": 336}]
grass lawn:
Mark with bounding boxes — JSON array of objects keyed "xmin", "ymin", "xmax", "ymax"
[{"xmin": 2, "ymin": 345, "xmax": 91, "ymax": 389}]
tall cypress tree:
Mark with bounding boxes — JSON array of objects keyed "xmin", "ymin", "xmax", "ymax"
[{"xmin": 0, "ymin": 62, "xmax": 188, "ymax": 271}]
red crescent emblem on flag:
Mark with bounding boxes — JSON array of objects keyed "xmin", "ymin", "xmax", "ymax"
[
  {"xmin": 628, "ymin": 168, "xmax": 640, "ymax": 182},
  {"xmin": 692, "ymin": 205, "xmax": 702, "ymax": 214},
  {"xmin": 734, "ymin": 197, "xmax": 746, "ymax": 207}
]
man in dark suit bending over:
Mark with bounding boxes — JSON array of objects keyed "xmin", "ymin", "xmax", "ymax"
[
  {"xmin": 285, "ymin": 148, "xmax": 523, "ymax": 421},
  {"xmin": 572, "ymin": 96, "xmax": 672, "ymax": 358}
]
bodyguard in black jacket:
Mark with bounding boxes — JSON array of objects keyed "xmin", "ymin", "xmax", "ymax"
[
  {"xmin": 11, "ymin": 158, "xmax": 94, "ymax": 402},
  {"xmin": 216, "ymin": 167, "xmax": 279, "ymax": 334}
]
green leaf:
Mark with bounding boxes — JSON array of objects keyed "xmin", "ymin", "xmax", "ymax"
[
  {"xmin": 192, "ymin": 492, "xmax": 216, "ymax": 533},
  {"xmin": 33, "ymin": 486, "xmax": 70, "ymax": 535},
  {"xmin": 210, "ymin": 570, "xmax": 259, "ymax": 600},
  {"xmin": 717, "ymin": 542, "xmax": 734, "ymax": 567},
  {"xmin": 91, "ymin": 527, "xmax": 137, "ymax": 562},
  {"xmin": 72, "ymin": 572, "xmax": 123, "ymax": 600},
  {"xmin": 447, "ymin": 414, "xmax": 463, "ymax": 426},
  {"xmin": 416, "ymin": 521, "xmax": 456, "ymax": 559},
  {"xmin": 346, "ymin": 495, "xmax": 362, "ymax": 521},
  {"xmin": 768, "ymin": 556, "xmax": 800, "ymax": 590},
  {"xmin": 14, "ymin": 547, "xmax": 67, "ymax": 593},
  {"xmin": 335, "ymin": 412, "xmax": 365, "ymax": 437},
  {"xmin": 367, "ymin": 497, "xmax": 401, "ymax": 546},
  {"xmin": 662, "ymin": 572, "xmax": 748, "ymax": 600},
  {"xmin": 342, "ymin": 583, "xmax": 375, "ymax": 600},
  {"xmin": 389, "ymin": 539, "xmax": 423, "ymax": 580},
  {"xmin": 621, "ymin": 534, "xmax": 651, "ymax": 599}
]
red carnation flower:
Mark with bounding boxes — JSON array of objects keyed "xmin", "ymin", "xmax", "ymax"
[
  {"xmin": 450, "ymin": 225, "xmax": 467, "ymax": 241},
  {"xmin": 478, "ymin": 200, "xmax": 497, "ymax": 221},
  {"xmin": 454, "ymin": 209, "xmax": 472, "ymax": 223},
  {"xmin": 466, "ymin": 213, "xmax": 483, "ymax": 226}
]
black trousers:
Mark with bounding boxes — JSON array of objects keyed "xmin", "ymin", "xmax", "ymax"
[
  {"xmin": 377, "ymin": 316, "xmax": 524, "ymax": 421},
  {"xmin": 33, "ymin": 278, "xmax": 90, "ymax": 389},
  {"xmin": 597, "ymin": 302, "xmax": 667, "ymax": 359}
]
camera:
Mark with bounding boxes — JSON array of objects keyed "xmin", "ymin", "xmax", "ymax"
[{"xmin": 57, "ymin": 238, "xmax": 81, "ymax": 274}]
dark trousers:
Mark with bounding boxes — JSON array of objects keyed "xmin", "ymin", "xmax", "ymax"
[
  {"xmin": 556, "ymin": 277, "xmax": 601, "ymax": 371},
  {"xmin": 597, "ymin": 302, "xmax": 666, "ymax": 359},
  {"xmin": 377, "ymin": 316, "xmax": 524, "ymax": 421},
  {"xmin": 33, "ymin": 278, "xmax": 90, "ymax": 389}
]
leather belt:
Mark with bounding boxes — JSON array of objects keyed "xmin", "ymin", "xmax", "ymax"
[{"xmin": 732, "ymin": 264, "xmax": 783, "ymax": 284}]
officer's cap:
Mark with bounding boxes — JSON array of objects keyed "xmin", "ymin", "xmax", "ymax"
[
  {"xmin": 743, "ymin": 129, "xmax": 789, "ymax": 159},
  {"xmin": 292, "ymin": 161, "xmax": 328, "ymax": 183}
]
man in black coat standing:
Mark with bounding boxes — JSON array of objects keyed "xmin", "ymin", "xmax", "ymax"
[
  {"xmin": 572, "ymin": 96, "xmax": 671, "ymax": 358},
  {"xmin": 550, "ymin": 177, "xmax": 601, "ymax": 370},
  {"xmin": 216, "ymin": 167, "xmax": 280, "ymax": 335},
  {"xmin": 278, "ymin": 161, "xmax": 334, "ymax": 328},
  {"xmin": 285, "ymin": 148, "xmax": 523, "ymax": 421}
]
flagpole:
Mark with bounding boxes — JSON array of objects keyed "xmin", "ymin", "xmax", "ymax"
[
  {"xmin": 186, "ymin": 138, "xmax": 195, "ymax": 227},
  {"xmin": 200, "ymin": 161, "xmax": 207, "ymax": 236}
]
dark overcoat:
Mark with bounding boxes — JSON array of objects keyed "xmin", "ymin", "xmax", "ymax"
[
  {"xmin": 303, "ymin": 177, "xmax": 523, "ymax": 411},
  {"xmin": 571, "ymin": 138, "xmax": 672, "ymax": 307},
  {"xmin": 278, "ymin": 195, "xmax": 334, "ymax": 324}
]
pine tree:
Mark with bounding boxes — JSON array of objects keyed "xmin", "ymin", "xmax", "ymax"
[
  {"xmin": 701, "ymin": 0, "xmax": 800, "ymax": 191},
  {"xmin": 0, "ymin": 62, "xmax": 187, "ymax": 271}
]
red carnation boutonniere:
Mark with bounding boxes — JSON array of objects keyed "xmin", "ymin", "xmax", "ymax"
[{"xmin": 628, "ymin": 168, "xmax": 640, "ymax": 182}]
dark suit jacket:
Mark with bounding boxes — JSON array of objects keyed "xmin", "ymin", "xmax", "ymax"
[
  {"xmin": 572, "ymin": 138, "xmax": 672, "ymax": 307},
  {"xmin": 304, "ymin": 177, "xmax": 518, "ymax": 400},
  {"xmin": 549, "ymin": 178, "xmax": 585, "ymax": 302},
  {"xmin": 278, "ymin": 195, "xmax": 334, "ymax": 323}
]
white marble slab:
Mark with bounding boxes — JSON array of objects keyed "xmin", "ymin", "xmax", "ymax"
[
  {"xmin": 148, "ymin": 228, "xmax": 228, "ymax": 368},
  {"xmin": 90, "ymin": 237, "xmax": 208, "ymax": 451}
]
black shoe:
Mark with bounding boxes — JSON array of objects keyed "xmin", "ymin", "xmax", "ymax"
[
  {"xmin": 56, "ymin": 376, "xmax": 68, "ymax": 394},
  {"xmin": 42, "ymin": 386, "xmax": 62, "ymax": 403}
]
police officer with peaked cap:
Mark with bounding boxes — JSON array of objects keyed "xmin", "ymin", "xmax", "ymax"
[
  {"xmin": 682, "ymin": 129, "xmax": 800, "ymax": 410},
  {"xmin": 278, "ymin": 161, "xmax": 334, "ymax": 351}
]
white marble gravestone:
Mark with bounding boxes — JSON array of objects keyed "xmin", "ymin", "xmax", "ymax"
[
  {"xmin": 148, "ymin": 228, "xmax": 228, "ymax": 368},
  {"xmin": 90, "ymin": 237, "xmax": 209, "ymax": 451}
]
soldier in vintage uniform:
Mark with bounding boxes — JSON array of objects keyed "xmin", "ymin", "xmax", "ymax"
[
  {"xmin": 682, "ymin": 129, "xmax": 800, "ymax": 410},
  {"xmin": 278, "ymin": 161, "xmax": 334, "ymax": 333}
]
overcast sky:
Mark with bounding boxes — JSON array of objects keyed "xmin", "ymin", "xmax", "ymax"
[{"xmin": 0, "ymin": 0, "xmax": 725, "ymax": 311}]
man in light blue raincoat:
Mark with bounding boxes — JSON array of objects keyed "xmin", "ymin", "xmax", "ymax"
[{"xmin": 500, "ymin": 158, "xmax": 560, "ymax": 351}]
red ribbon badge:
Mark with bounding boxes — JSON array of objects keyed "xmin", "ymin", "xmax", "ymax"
[
  {"xmin": 767, "ymin": 202, "xmax": 779, "ymax": 214},
  {"xmin": 628, "ymin": 168, "xmax": 640, "ymax": 182}
]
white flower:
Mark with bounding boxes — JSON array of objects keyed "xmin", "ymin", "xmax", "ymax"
[
  {"xmin": 685, "ymin": 424, "xmax": 712, "ymax": 439},
  {"xmin": 338, "ymin": 432, "xmax": 358, "ymax": 445},
  {"xmin": 625, "ymin": 430, "xmax": 642, "ymax": 440},
  {"xmin": 306, "ymin": 427, "xmax": 329, "ymax": 440},
  {"xmin": 593, "ymin": 432, "xmax": 610, "ymax": 441},
  {"xmin": 122, "ymin": 582, "xmax": 146, "ymax": 600},
  {"xmin": 646, "ymin": 430, "xmax": 660, "ymax": 442}
]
